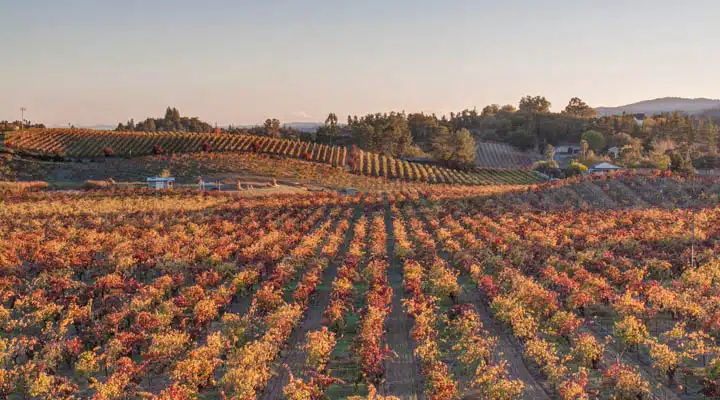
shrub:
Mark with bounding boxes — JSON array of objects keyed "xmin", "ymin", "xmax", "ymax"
[
  {"xmin": 302, "ymin": 328, "xmax": 336, "ymax": 372},
  {"xmin": 582, "ymin": 130, "xmax": 607, "ymax": 153},
  {"xmin": 0, "ymin": 181, "xmax": 49, "ymax": 192},
  {"xmin": 201, "ymin": 142, "xmax": 212, "ymax": 152},
  {"xmin": 613, "ymin": 315, "xmax": 648, "ymax": 350},
  {"xmin": 75, "ymin": 351, "xmax": 100, "ymax": 379},
  {"xmin": 152, "ymin": 144, "xmax": 165, "ymax": 155},
  {"xmin": 533, "ymin": 160, "xmax": 564, "ymax": 178},
  {"xmin": 566, "ymin": 161, "xmax": 588, "ymax": 177},
  {"xmin": 103, "ymin": 147, "xmax": 115, "ymax": 157},
  {"xmin": 83, "ymin": 179, "xmax": 116, "ymax": 190},
  {"xmin": 533, "ymin": 160, "xmax": 559, "ymax": 170},
  {"xmin": 603, "ymin": 363, "xmax": 649, "ymax": 399}
]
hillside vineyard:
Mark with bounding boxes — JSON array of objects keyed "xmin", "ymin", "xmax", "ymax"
[
  {"xmin": 5, "ymin": 129, "xmax": 539, "ymax": 185},
  {"xmin": 1, "ymin": 175, "xmax": 720, "ymax": 399}
]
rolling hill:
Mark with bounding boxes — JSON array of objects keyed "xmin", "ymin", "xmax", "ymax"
[
  {"xmin": 5, "ymin": 128, "xmax": 540, "ymax": 186},
  {"xmin": 475, "ymin": 141, "xmax": 542, "ymax": 169},
  {"xmin": 595, "ymin": 97, "xmax": 720, "ymax": 116}
]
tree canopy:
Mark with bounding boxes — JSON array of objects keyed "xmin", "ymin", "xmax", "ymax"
[
  {"xmin": 116, "ymin": 107, "xmax": 213, "ymax": 133},
  {"xmin": 432, "ymin": 128, "xmax": 477, "ymax": 168},
  {"xmin": 347, "ymin": 112, "xmax": 414, "ymax": 158},
  {"xmin": 105, "ymin": 96, "xmax": 720, "ymax": 171},
  {"xmin": 519, "ymin": 96, "xmax": 551, "ymax": 114},
  {"xmin": 582, "ymin": 130, "xmax": 606, "ymax": 153},
  {"xmin": 563, "ymin": 97, "xmax": 597, "ymax": 119}
]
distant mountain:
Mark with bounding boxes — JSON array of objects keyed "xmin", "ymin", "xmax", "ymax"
[
  {"xmin": 282, "ymin": 122, "xmax": 322, "ymax": 132},
  {"xmin": 50, "ymin": 124, "xmax": 116, "ymax": 130},
  {"xmin": 595, "ymin": 97, "xmax": 720, "ymax": 117},
  {"xmin": 83, "ymin": 124, "xmax": 116, "ymax": 130}
]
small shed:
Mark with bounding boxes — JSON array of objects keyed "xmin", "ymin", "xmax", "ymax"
[
  {"xmin": 589, "ymin": 162, "xmax": 622, "ymax": 174},
  {"xmin": 147, "ymin": 177, "xmax": 175, "ymax": 190},
  {"xmin": 607, "ymin": 147, "xmax": 620, "ymax": 159}
]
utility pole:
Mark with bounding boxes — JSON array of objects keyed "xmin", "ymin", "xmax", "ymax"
[{"xmin": 20, "ymin": 107, "xmax": 26, "ymax": 130}]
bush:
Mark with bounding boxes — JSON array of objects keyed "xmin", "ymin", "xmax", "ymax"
[
  {"xmin": 668, "ymin": 151, "xmax": 695, "ymax": 174},
  {"xmin": 508, "ymin": 128, "xmax": 535, "ymax": 150},
  {"xmin": 533, "ymin": 160, "xmax": 559, "ymax": 171},
  {"xmin": 566, "ymin": 161, "xmax": 588, "ymax": 177},
  {"xmin": 83, "ymin": 179, "xmax": 116, "ymax": 190},
  {"xmin": 103, "ymin": 147, "xmax": 115, "ymax": 157},
  {"xmin": 0, "ymin": 155, "xmax": 14, "ymax": 181},
  {"xmin": 637, "ymin": 154, "xmax": 670, "ymax": 171},
  {"xmin": 533, "ymin": 160, "xmax": 565, "ymax": 179},
  {"xmin": 582, "ymin": 130, "xmax": 606, "ymax": 153},
  {"xmin": 201, "ymin": 142, "xmax": 212, "ymax": 152},
  {"xmin": 0, "ymin": 181, "xmax": 49, "ymax": 192},
  {"xmin": 578, "ymin": 152, "xmax": 611, "ymax": 168},
  {"xmin": 152, "ymin": 145, "xmax": 165, "ymax": 155}
]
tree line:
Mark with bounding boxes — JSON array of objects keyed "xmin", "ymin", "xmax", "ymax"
[
  {"xmin": 321, "ymin": 96, "xmax": 720, "ymax": 172},
  {"xmin": 0, "ymin": 120, "xmax": 46, "ymax": 131},
  {"xmin": 112, "ymin": 98, "xmax": 720, "ymax": 171},
  {"xmin": 116, "ymin": 108, "xmax": 215, "ymax": 133}
]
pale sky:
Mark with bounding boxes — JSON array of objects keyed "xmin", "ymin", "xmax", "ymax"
[{"xmin": 1, "ymin": 0, "xmax": 718, "ymax": 126}]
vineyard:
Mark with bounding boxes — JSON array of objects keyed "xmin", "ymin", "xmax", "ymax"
[
  {"xmin": 4, "ymin": 129, "xmax": 540, "ymax": 186},
  {"xmin": 2, "ymin": 175, "xmax": 720, "ymax": 399},
  {"xmin": 475, "ymin": 141, "xmax": 543, "ymax": 169}
]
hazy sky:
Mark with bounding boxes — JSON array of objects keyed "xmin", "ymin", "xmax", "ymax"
[{"xmin": 2, "ymin": 0, "xmax": 718, "ymax": 126}]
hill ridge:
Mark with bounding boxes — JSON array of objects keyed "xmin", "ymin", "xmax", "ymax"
[{"xmin": 595, "ymin": 97, "xmax": 720, "ymax": 116}]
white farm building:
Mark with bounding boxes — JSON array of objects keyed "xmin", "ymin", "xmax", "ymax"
[
  {"xmin": 147, "ymin": 177, "xmax": 175, "ymax": 190},
  {"xmin": 589, "ymin": 162, "xmax": 622, "ymax": 174}
]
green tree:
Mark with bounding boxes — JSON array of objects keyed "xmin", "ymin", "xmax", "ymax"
[
  {"xmin": 518, "ymin": 96, "xmax": 550, "ymax": 151},
  {"xmin": 350, "ymin": 121, "xmax": 374, "ymax": 150},
  {"xmin": 431, "ymin": 126, "xmax": 453, "ymax": 161},
  {"xmin": 481, "ymin": 104, "xmax": 500, "ymax": 116},
  {"xmin": 563, "ymin": 97, "xmax": 597, "ymax": 118},
  {"xmin": 451, "ymin": 128, "xmax": 477, "ymax": 167},
  {"xmin": 610, "ymin": 132, "xmax": 635, "ymax": 148},
  {"xmin": 699, "ymin": 119, "xmax": 719, "ymax": 154},
  {"xmin": 508, "ymin": 128, "xmax": 535, "ymax": 150},
  {"xmin": 116, "ymin": 107, "xmax": 212, "ymax": 133},
  {"xmin": 407, "ymin": 113, "xmax": 438, "ymax": 142},
  {"xmin": 519, "ymin": 96, "xmax": 551, "ymax": 114},
  {"xmin": 318, "ymin": 113, "xmax": 340, "ymax": 138},
  {"xmin": 499, "ymin": 104, "xmax": 517, "ymax": 113},
  {"xmin": 581, "ymin": 130, "xmax": 606, "ymax": 153},
  {"xmin": 668, "ymin": 150, "xmax": 694, "ymax": 174},
  {"xmin": 348, "ymin": 112, "xmax": 413, "ymax": 157},
  {"xmin": 433, "ymin": 128, "xmax": 477, "ymax": 167},
  {"xmin": 380, "ymin": 113, "xmax": 413, "ymax": 157},
  {"xmin": 544, "ymin": 144, "xmax": 555, "ymax": 161},
  {"xmin": 264, "ymin": 118, "xmax": 281, "ymax": 138},
  {"xmin": 324, "ymin": 113, "xmax": 338, "ymax": 128},
  {"xmin": 566, "ymin": 160, "xmax": 588, "ymax": 177}
]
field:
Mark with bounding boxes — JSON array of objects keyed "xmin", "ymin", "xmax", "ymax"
[
  {"xmin": 8, "ymin": 152, "xmax": 539, "ymax": 192},
  {"xmin": 475, "ymin": 142, "xmax": 543, "ymax": 169},
  {"xmin": 2, "ymin": 174, "xmax": 720, "ymax": 400},
  {"xmin": 4, "ymin": 129, "xmax": 540, "ymax": 186}
]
